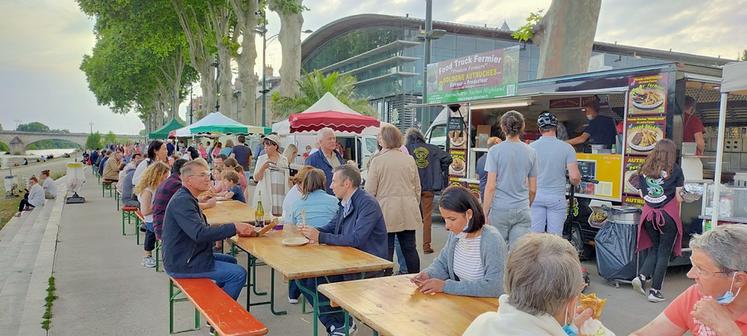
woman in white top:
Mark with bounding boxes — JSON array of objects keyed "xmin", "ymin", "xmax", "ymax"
[
  {"xmin": 16, "ymin": 176, "xmax": 45, "ymax": 217},
  {"xmin": 252, "ymin": 134, "xmax": 289, "ymax": 216},
  {"xmin": 40, "ymin": 170, "xmax": 57, "ymax": 199},
  {"xmin": 412, "ymin": 186, "xmax": 507, "ymax": 297},
  {"xmin": 134, "ymin": 161, "xmax": 170, "ymax": 268}
]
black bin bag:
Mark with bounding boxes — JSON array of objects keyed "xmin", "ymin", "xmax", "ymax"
[{"xmin": 595, "ymin": 221, "xmax": 638, "ymax": 281}]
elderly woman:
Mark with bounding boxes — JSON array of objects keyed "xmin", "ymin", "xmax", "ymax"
[
  {"xmin": 411, "ymin": 186, "xmax": 506, "ymax": 297},
  {"xmin": 253, "ymin": 134, "xmax": 289, "ymax": 216},
  {"xmin": 365, "ymin": 123, "xmax": 421, "ymax": 274},
  {"xmin": 631, "ymin": 224, "xmax": 747, "ymax": 336},
  {"xmin": 464, "ymin": 233, "xmax": 612, "ymax": 336}
]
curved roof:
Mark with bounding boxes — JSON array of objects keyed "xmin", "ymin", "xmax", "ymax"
[{"xmin": 302, "ymin": 13, "xmax": 732, "ymax": 67}]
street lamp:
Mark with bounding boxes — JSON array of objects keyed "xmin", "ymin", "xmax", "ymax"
[{"xmin": 417, "ymin": 0, "xmax": 446, "ymax": 130}]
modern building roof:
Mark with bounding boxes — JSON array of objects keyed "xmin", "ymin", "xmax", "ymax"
[{"xmin": 302, "ymin": 13, "xmax": 734, "ymax": 68}]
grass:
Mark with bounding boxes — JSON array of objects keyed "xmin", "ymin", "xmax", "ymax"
[
  {"xmin": 0, "ymin": 196, "xmax": 22, "ymax": 231},
  {"xmin": 50, "ymin": 170, "xmax": 65, "ymax": 180},
  {"xmin": 41, "ymin": 276, "xmax": 57, "ymax": 330}
]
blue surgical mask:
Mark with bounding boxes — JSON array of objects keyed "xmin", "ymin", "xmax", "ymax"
[
  {"xmin": 562, "ymin": 302, "xmax": 578, "ymax": 336},
  {"xmin": 717, "ymin": 273, "xmax": 742, "ymax": 305},
  {"xmin": 455, "ymin": 217, "xmax": 471, "ymax": 239}
]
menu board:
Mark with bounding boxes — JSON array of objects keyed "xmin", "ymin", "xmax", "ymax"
[
  {"xmin": 575, "ymin": 153, "xmax": 623, "ymax": 201},
  {"xmin": 623, "ymin": 156, "xmax": 645, "ymax": 195},
  {"xmin": 626, "ymin": 115, "xmax": 666, "ymax": 155},
  {"xmin": 623, "ymin": 195, "xmax": 645, "ymax": 207},
  {"xmin": 628, "ymin": 74, "xmax": 667, "ymax": 116},
  {"xmin": 449, "ymin": 149, "xmax": 466, "ymax": 177},
  {"xmin": 448, "ymin": 116, "xmax": 467, "ymax": 150}
]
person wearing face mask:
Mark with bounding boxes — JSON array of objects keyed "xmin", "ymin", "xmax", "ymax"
[
  {"xmin": 411, "ymin": 186, "xmax": 507, "ymax": 297},
  {"xmin": 464, "ymin": 233, "xmax": 614, "ymax": 336},
  {"xmin": 566, "ymin": 97, "xmax": 618, "ymax": 151},
  {"xmin": 631, "ymin": 224, "xmax": 747, "ymax": 336}
]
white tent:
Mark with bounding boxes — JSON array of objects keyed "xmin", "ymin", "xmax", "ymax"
[
  {"xmin": 711, "ymin": 61, "xmax": 747, "ymax": 225},
  {"xmin": 272, "ymin": 92, "xmax": 379, "ymax": 136}
]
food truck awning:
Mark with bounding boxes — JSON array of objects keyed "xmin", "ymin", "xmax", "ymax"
[
  {"xmin": 406, "ymin": 87, "xmax": 629, "ymax": 109},
  {"xmin": 721, "ymin": 62, "xmax": 747, "ymax": 96}
]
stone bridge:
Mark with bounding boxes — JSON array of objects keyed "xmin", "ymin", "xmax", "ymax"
[{"xmin": 0, "ymin": 130, "xmax": 144, "ymax": 155}]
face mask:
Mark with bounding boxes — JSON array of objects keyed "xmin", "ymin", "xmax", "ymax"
[
  {"xmin": 562, "ymin": 301, "xmax": 579, "ymax": 336},
  {"xmin": 717, "ymin": 273, "xmax": 742, "ymax": 305},
  {"xmin": 586, "ymin": 114, "xmax": 594, "ymax": 121},
  {"xmin": 455, "ymin": 216, "xmax": 472, "ymax": 239}
]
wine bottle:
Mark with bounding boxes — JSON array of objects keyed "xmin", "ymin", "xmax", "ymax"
[{"xmin": 255, "ymin": 191, "xmax": 265, "ymax": 228}]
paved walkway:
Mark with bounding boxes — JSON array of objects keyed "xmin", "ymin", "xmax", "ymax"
[{"xmin": 20, "ymin": 168, "xmax": 692, "ymax": 335}]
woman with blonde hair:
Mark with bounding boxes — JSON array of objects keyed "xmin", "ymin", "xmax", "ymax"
[
  {"xmin": 281, "ymin": 165, "xmax": 315, "ymax": 223},
  {"xmin": 284, "ymin": 144, "xmax": 299, "ymax": 165},
  {"xmin": 631, "ymin": 138, "xmax": 685, "ymax": 302},
  {"xmin": 365, "ymin": 123, "xmax": 422, "ymax": 274},
  {"xmin": 134, "ymin": 161, "xmax": 171, "ymax": 268}
]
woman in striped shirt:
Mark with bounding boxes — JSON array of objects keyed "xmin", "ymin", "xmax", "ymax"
[{"xmin": 412, "ymin": 186, "xmax": 508, "ymax": 297}]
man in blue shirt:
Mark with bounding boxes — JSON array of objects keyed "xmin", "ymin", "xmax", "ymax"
[
  {"xmin": 305, "ymin": 128, "xmax": 344, "ymax": 195},
  {"xmin": 566, "ymin": 98, "xmax": 618, "ymax": 150},
  {"xmin": 299, "ymin": 164, "xmax": 387, "ymax": 336}
]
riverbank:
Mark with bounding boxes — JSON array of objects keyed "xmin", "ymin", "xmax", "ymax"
[
  {"xmin": 0, "ymin": 196, "xmax": 22, "ymax": 231},
  {"xmin": 1, "ymin": 148, "xmax": 79, "ymax": 170}
]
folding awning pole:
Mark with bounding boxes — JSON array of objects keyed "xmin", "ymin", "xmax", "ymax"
[{"xmin": 710, "ymin": 92, "xmax": 729, "ymax": 227}]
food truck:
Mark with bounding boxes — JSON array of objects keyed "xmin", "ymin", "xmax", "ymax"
[{"xmin": 420, "ymin": 47, "xmax": 747, "ymax": 262}]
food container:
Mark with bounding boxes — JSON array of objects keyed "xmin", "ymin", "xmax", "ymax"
[{"xmin": 604, "ymin": 206, "xmax": 641, "ymax": 225}]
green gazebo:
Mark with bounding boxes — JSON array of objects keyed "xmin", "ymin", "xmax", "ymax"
[{"xmin": 148, "ymin": 118, "xmax": 185, "ymax": 139}]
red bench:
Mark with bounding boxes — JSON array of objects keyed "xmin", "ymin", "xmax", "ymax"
[{"xmin": 169, "ymin": 278, "xmax": 268, "ymax": 336}]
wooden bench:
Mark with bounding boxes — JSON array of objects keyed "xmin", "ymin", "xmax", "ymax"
[
  {"xmin": 102, "ymin": 179, "xmax": 115, "ymax": 197},
  {"xmin": 169, "ymin": 278, "xmax": 268, "ymax": 336},
  {"xmin": 121, "ymin": 206, "xmax": 140, "ymax": 237}
]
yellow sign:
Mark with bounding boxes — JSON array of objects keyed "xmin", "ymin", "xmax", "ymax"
[{"xmin": 575, "ymin": 153, "xmax": 623, "ymax": 201}]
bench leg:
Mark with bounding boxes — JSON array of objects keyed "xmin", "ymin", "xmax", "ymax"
[
  {"xmin": 135, "ymin": 218, "xmax": 141, "ymax": 245},
  {"xmin": 169, "ymin": 278, "xmax": 201, "ymax": 335},
  {"xmin": 155, "ymin": 241, "xmax": 161, "ymax": 272},
  {"xmin": 121, "ymin": 211, "xmax": 126, "ymax": 236}
]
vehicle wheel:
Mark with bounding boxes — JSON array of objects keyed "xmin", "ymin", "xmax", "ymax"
[{"xmin": 570, "ymin": 224, "xmax": 594, "ymax": 261}]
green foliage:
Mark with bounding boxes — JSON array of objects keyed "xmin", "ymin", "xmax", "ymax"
[
  {"xmin": 272, "ymin": 70, "xmax": 375, "ymax": 119},
  {"xmin": 511, "ymin": 9, "xmax": 544, "ymax": 42},
  {"xmin": 86, "ymin": 132, "xmax": 102, "ymax": 149},
  {"xmin": 41, "ymin": 276, "xmax": 57, "ymax": 330},
  {"xmin": 741, "ymin": 50, "xmax": 747, "ymax": 61},
  {"xmin": 267, "ymin": 0, "xmax": 308, "ymax": 16},
  {"xmin": 26, "ymin": 140, "xmax": 81, "ymax": 150},
  {"xmin": 50, "ymin": 171, "xmax": 66, "ymax": 180},
  {"xmin": 0, "ymin": 142, "xmax": 7, "ymax": 152},
  {"xmin": 103, "ymin": 131, "xmax": 118, "ymax": 145},
  {"xmin": 16, "ymin": 122, "xmax": 50, "ymax": 132}
]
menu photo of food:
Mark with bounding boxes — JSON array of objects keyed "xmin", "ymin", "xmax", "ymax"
[
  {"xmin": 449, "ymin": 129, "xmax": 467, "ymax": 149},
  {"xmin": 627, "ymin": 124, "xmax": 663, "ymax": 153},
  {"xmin": 449, "ymin": 150, "xmax": 466, "ymax": 177},
  {"xmin": 623, "ymin": 156, "xmax": 645, "ymax": 195},
  {"xmin": 627, "ymin": 74, "xmax": 667, "ymax": 115}
]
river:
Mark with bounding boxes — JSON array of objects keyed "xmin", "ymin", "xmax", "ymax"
[{"xmin": 1, "ymin": 148, "xmax": 79, "ymax": 169}]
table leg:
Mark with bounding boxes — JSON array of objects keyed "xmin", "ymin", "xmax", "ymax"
[
  {"xmin": 268, "ymin": 269, "xmax": 287, "ymax": 316},
  {"xmin": 249, "ymin": 255, "xmax": 267, "ymax": 296}
]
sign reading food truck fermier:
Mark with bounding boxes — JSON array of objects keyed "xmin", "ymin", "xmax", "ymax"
[{"xmin": 426, "ymin": 46, "xmax": 519, "ymax": 104}]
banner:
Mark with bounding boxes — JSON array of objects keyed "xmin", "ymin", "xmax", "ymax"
[{"xmin": 426, "ymin": 46, "xmax": 519, "ymax": 104}]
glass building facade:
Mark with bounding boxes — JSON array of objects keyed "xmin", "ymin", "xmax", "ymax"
[{"xmin": 302, "ymin": 15, "xmax": 724, "ymax": 129}]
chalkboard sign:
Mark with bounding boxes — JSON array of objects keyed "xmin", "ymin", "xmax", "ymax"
[
  {"xmin": 448, "ymin": 117, "xmax": 464, "ymax": 131},
  {"xmin": 578, "ymin": 160, "xmax": 597, "ymax": 180}
]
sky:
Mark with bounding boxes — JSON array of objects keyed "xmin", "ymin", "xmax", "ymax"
[{"xmin": 1, "ymin": 0, "xmax": 745, "ymax": 135}]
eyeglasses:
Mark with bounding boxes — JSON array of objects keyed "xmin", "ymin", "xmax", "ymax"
[{"xmin": 689, "ymin": 258, "xmax": 735, "ymax": 278}]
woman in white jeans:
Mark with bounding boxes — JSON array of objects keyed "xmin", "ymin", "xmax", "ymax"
[{"xmin": 529, "ymin": 112, "xmax": 581, "ymax": 235}]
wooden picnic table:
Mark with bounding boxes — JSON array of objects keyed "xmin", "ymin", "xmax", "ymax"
[
  {"xmin": 203, "ymin": 200, "xmax": 255, "ymax": 225},
  {"xmin": 231, "ymin": 230, "xmax": 393, "ymax": 336},
  {"xmin": 318, "ymin": 275, "xmax": 499, "ymax": 336}
]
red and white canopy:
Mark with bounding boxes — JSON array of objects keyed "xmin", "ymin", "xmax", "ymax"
[{"xmin": 284, "ymin": 92, "xmax": 380, "ymax": 134}]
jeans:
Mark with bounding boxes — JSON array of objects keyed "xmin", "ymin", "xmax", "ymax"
[
  {"xmin": 288, "ymin": 280, "xmax": 301, "ymax": 300},
  {"xmin": 144, "ymin": 222, "xmax": 156, "ymax": 252},
  {"xmin": 530, "ymin": 192, "xmax": 567, "ymax": 235},
  {"xmin": 387, "ymin": 231, "xmax": 420, "ymax": 274},
  {"xmin": 394, "ymin": 237, "xmax": 408, "ymax": 274},
  {"xmin": 420, "ymin": 191, "xmax": 435, "ymax": 248},
  {"xmin": 640, "ymin": 212, "xmax": 677, "ymax": 291},
  {"xmin": 489, "ymin": 207, "xmax": 532, "ymax": 249},
  {"xmin": 168, "ymin": 253, "xmax": 247, "ymax": 300}
]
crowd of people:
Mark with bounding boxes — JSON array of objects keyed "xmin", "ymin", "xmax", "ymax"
[{"xmin": 65, "ymin": 111, "xmax": 745, "ymax": 336}]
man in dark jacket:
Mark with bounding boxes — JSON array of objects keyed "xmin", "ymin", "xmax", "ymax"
[
  {"xmin": 305, "ymin": 127, "xmax": 345, "ymax": 195},
  {"xmin": 405, "ymin": 128, "xmax": 452, "ymax": 254},
  {"xmin": 162, "ymin": 160, "xmax": 257, "ymax": 300},
  {"xmin": 300, "ymin": 164, "xmax": 387, "ymax": 335}
]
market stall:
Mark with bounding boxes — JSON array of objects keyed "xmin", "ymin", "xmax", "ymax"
[
  {"xmin": 148, "ymin": 118, "xmax": 185, "ymax": 139},
  {"xmin": 170, "ymin": 112, "xmax": 270, "ymax": 137}
]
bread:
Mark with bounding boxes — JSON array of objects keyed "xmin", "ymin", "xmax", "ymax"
[{"xmin": 579, "ymin": 293, "xmax": 606, "ymax": 320}]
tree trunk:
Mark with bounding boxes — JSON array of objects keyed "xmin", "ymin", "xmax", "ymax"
[
  {"xmin": 208, "ymin": 2, "xmax": 234, "ymax": 118},
  {"xmin": 273, "ymin": 1, "xmax": 304, "ymax": 99},
  {"xmin": 230, "ymin": 0, "xmax": 259, "ymax": 125},
  {"xmin": 534, "ymin": 0, "xmax": 601, "ymax": 79}
]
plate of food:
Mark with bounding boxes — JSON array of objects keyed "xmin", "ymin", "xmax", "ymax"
[
  {"xmin": 449, "ymin": 130, "xmax": 466, "ymax": 147},
  {"xmin": 588, "ymin": 206, "xmax": 608, "ymax": 228},
  {"xmin": 624, "ymin": 170, "xmax": 641, "ymax": 194},
  {"xmin": 631, "ymin": 86, "xmax": 664, "ymax": 110},
  {"xmin": 627, "ymin": 127, "xmax": 662, "ymax": 152},
  {"xmin": 449, "ymin": 157, "xmax": 465, "ymax": 175},
  {"xmin": 282, "ymin": 237, "xmax": 309, "ymax": 246}
]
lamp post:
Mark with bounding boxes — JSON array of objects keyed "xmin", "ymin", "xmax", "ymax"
[
  {"xmin": 213, "ymin": 54, "xmax": 220, "ymax": 113},
  {"xmin": 189, "ymin": 85, "xmax": 193, "ymax": 124},
  {"xmin": 418, "ymin": 0, "xmax": 445, "ymax": 130}
]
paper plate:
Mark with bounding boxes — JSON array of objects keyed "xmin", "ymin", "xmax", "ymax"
[{"xmin": 282, "ymin": 237, "xmax": 309, "ymax": 246}]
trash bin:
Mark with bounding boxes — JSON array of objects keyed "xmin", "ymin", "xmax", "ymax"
[
  {"xmin": 65, "ymin": 162, "xmax": 86, "ymax": 204},
  {"xmin": 595, "ymin": 220, "xmax": 639, "ymax": 282},
  {"xmin": 3, "ymin": 175, "xmax": 14, "ymax": 195}
]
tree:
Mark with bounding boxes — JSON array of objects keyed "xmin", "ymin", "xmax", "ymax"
[
  {"xmin": 514, "ymin": 0, "xmax": 601, "ymax": 79},
  {"xmin": 272, "ymin": 70, "xmax": 374, "ymax": 119},
  {"xmin": 86, "ymin": 132, "xmax": 102, "ymax": 149},
  {"xmin": 16, "ymin": 122, "xmax": 51, "ymax": 132},
  {"xmin": 103, "ymin": 131, "xmax": 118, "ymax": 145},
  {"xmin": 268, "ymin": 0, "xmax": 307, "ymax": 97},
  {"xmin": 740, "ymin": 50, "xmax": 747, "ymax": 61},
  {"xmin": 230, "ymin": 0, "xmax": 260, "ymax": 124}
]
